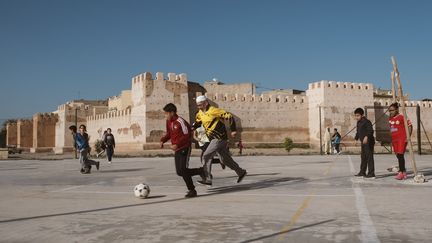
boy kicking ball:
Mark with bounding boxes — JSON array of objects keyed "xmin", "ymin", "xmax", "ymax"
[
  {"xmin": 388, "ymin": 103, "xmax": 412, "ymax": 180},
  {"xmin": 160, "ymin": 103, "xmax": 205, "ymax": 198}
]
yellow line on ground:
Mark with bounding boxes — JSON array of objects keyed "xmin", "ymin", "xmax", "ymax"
[
  {"xmin": 278, "ymin": 196, "xmax": 312, "ymax": 239},
  {"xmin": 278, "ymin": 157, "xmax": 338, "ymax": 239}
]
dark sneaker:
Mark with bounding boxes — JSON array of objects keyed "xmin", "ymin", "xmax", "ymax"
[
  {"xmin": 80, "ymin": 168, "xmax": 85, "ymax": 174},
  {"xmin": 185, "ymin": 190, "xmax": 197, "ymax": 198},
  {"xmin": 197, "ymin": 180, "xmax": 212, "ymax": 186},
  {"xmin": 355, "ymin": 173, "xmax": 366, "ymax": 177},
  {"xmin": 237, "ymin": 170, "xmax": 247, "ymax": 183},
  {"xmin": 364, "ymin": 174, "xmax": 376, "ymax": 179},
  {"xmin": 199, "ymin": 168, "xmax": 206, "ymax": 181},
  {"xmin": 96, "ymin": 162, "xmax": 100, "ymax": 170},
  {"xmin": 220, "ymin": 163, "xmax": 226, "ymax": 170}
]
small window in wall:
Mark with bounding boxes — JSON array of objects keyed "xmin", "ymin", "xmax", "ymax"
[
  {"xmin": 276, "ymin": 98, "xmax": 280, "ymax": 102},
  {"xmin": 328, "ymin": 84, "xmax": 331, "ymax": 87},
  {"xmin": 358, "ymin": 86, "xmax": 361, "ymax": 89},
  {"xmin": 344, "ymin": 85, "xmax": 347, "ymax": 88},
  {"xmin": 365, "ymin": 86, "xmax": 368, "ymax": 90},
  {"xmin": 351, "ymin": 85, "xmax": 354, "ymax": 89},
  {"xmin": 336, "ymin": 84, "xmax": 339, "ymax": 88}
]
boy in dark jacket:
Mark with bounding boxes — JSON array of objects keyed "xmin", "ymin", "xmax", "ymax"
[
  {"xmin": 104, "ymin": 128, "xmax": 115, "ymax": 163},
  {"xmin": 354, "ymin": 108, "xmax": 375, "ymax": 179},
  {"xmin": 160, "ymin": 103, "xmax": 205, "ymax": 198}
]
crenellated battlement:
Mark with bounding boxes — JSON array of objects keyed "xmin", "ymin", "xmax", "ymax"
[
  {"xmin": 132, "ymin": 71, "xmax": 188, "ymax": 85},
  {"xmin": 308, "ymin": 80, "xmax": 373, "ymax": 91},
  {"xmin": 374, "ymin": 99, "xmax": 432, "ymax": 108},
  {"xmin": 87, "ymin": 108, "xmax": 132, "ymax": 121},
  {"xmin": 202, "ymin": 92, "xmax": 307, "ymax": 104},
  {"xmin": 33, "ymin": 113, "xmax": 58, "ymax": 122}
]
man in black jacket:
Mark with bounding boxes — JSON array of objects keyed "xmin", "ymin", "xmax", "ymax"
[{"xmin": 354, "ymin": 108, "xmax": 375, "ymax": 179}]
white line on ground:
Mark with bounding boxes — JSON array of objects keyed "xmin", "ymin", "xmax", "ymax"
[
  {"xmin": 50, "ymin": 185, "xmax": 87, "ymax": 192},
  {"xmin": 348, "ymin": 155, "xmax": 381, "ymax": 243},
  {"xmin": 53, "ymin": 190, "xmax": 355, "ymax": 197}
]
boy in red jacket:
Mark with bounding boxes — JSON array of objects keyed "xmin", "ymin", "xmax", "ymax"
[
  {"xmin": 389, "ymin": 103, "xmax": 412, "ymax": 180},
  {"xmin": 160, "ymin": 103, "xmax": 204, "ymax": 198}
]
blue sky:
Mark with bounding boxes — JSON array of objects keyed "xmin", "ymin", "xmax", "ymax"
[{"xmin": 1, "ymin": 0, "xmax": 431, "ymax": 121}]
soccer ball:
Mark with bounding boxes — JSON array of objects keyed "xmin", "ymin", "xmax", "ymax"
[{"xmin": 134, "ymin": 183, "xmax": 150, "ymax": 198}]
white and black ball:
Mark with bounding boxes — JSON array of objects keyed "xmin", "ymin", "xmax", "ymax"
[{"xmin": 134, "ymin": 183, "xmax": 150, "ymax": 198}]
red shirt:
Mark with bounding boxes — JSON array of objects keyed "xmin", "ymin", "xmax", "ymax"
[
  {"xmin": 389, "ymin": 114, "xmax": 411, "ymax": 142},
  {"xmin": 160, "ymin": 115, "xmax": 192, "ymax": 151}
]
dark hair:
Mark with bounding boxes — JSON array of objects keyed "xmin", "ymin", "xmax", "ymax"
[
  {"xmin": 354, "ymin": 108, "xmax": 364, "ymax": 116},
  {"xmin": 69, "ymin": 125, "xmax": 77, "ymax": 133},
  {"xmin": 79, "ymin": 124, "xmax": 87, "ymax": 131},
  {"xmin": 390, "ymin": 102, "xmax": 399, "ymax": 109},
  {"xmin": 107, "ymin": 128, "xmax": 111, "ymax": 131},
  {"xmin": 163, "ymin": 103, "xmax": 177, "ymax": 113},
  {"xmin": 334, "ymin": 128, "xmax": 338, "ymax": 131}
]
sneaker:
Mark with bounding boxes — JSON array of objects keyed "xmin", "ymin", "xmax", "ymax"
[
  {"xmin": 355, "ymin": 173, "xmax": 366, "ymax": 177},
  {"xmin": 396, "ymin": 172, "xmax": 408, "ymax": 180},
  {"xmin": 395, "ymin": 172, "xmax": 403, "ymax": 180},
  {"xmin": 83, "ymin": 168, "xmax": 91, "ymax": 174},
  {"xmin": 80, "ymin": 168, "xmax": 85, "ymax": 174},
  {"xmin": 96, "ymin": 162, "xmax": 100, "ymax": 170},
  {"xmin": 197, "ymin": 180, "xmax": 212, "ymax": 186},
  {"xmin": 220, "ymin": 163, "xmax": 226, "ymax": 170},
  {"xmin": 237, "ymin": 170, "xmax": 247, "ymax": 183},
  {"xmin": 364, "ymin": 174, "xmax": 376, "ymax": 179},
  {"xmin": 199, "ymin": 168, "xmax": 206, "ymax": 181},
  {"xmin": 185, "ymin": 190, "xmax": 197, "ymax": 198}
]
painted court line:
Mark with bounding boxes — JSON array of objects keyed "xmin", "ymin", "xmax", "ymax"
[
  {"xmin": 54, "ymin": 190, "xmax": 355, "ymax": 197},
  {"xmin": 348, "ymin": 155, "xmax": 381, "ymax": 243}
]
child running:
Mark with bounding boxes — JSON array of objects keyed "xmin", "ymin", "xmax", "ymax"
[
  {"xmin": 160, "ymin": 103, "xmax": 205, "ymax": 198},
  {"xmin": 193, "ymin": 95, "xmax": 247, "ymax": 186}
]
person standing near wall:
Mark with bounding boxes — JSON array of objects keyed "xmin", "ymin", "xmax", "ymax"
[
  {"xmin": 104, "ymin": 128, "xmax": 115, "ymax": 163},
  {"xmin": 332, "ymin": 128, "xmax": 341, "ymax": 154},
  {"xmin": 388, "ymin": 103, "xmax": 412, "ymax": 180},
  {"xmin": 353, "ymin": 108, "xmax": 375, "ymax": 179},
  {"xmin": 192, "ymin": 95, "xmax": 247, "ymax": 186},
  {"xmin": 324, "ymin": 127, "xmax": 332, "ymax": 155}
]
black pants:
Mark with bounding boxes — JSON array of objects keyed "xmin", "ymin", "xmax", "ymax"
[
  {"xmin": 360, "ymin": 141, "xmax": 375, "ymax": 175},
  {"xmin": 334, "ymin": 143, "xmax": 340, "ymax": 153},
  {"xmin": 106, "ymin": 146, "xmax": 114, "ymax": 161},
  {"xmin": 175, "ymin": 147, "xmax": 203, "ymax": 191},
  {"xmin": 396, "ymin": 153, "xmax": 406, "ymax": 172}
]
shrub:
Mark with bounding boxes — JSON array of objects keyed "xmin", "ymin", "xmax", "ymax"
[
  {"xmin": 94, "ymin": 139, "xmax": 105, "ymax": 153},
  {"xmin": 283, "ymin": 138, "xmax": 295, "ymax": 152}
]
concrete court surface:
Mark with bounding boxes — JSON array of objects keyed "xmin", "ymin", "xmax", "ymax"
[{"xmin": 0, "ymin": 154, "xmax": 431, "ymax": 243}]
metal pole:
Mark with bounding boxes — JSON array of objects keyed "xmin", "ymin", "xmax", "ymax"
[
  {"xmin": 417, "ymin": 105, "xmax": 421, "ymax": 155},
  {"xmin": 74, "ymin": 107, "xmax": 78, "ymax": 159},
  {"xmin": 319, "ymin": 105, "xmax": 323, "ymax": 155}
]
